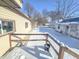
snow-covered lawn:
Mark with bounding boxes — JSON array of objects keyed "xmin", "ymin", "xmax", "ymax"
[{"xmin": 39, "ymin": 26, "xmax": 79, "ymax": 50}]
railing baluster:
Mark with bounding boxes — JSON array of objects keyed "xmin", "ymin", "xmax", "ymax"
[
  {"xmin": 58, "ymin": 46, "xmax": 64, "ymax": 59},
  {"xmin": 46, "ymin": 34, "xmax": 48, "ymax": 44}
]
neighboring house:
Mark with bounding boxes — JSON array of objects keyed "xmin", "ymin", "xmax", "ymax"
[
  {"xmin": 54, "ymin": 17, "xmax": 79, "ymax": 39},
  {"xmin": 0, "ymin": 0, "xmax": 32, "ymax": 56}
]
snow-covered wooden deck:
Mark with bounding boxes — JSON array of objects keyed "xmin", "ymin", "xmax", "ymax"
[
  {"xmin": 1, "ymin": 27, "xmax": 79, "ymax": 59},
  {"xmin": 1, "ymin": 43, "xmax": 52, "ymax": 59}
]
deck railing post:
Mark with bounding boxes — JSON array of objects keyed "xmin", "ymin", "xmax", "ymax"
[
  {"xmin": 9, "ymin": 34, "xmax": 12, "ymax": 48},
  {"xmin": 58, "ymin": 46, "xmax": 64, "ymax": 59},
  {"xmin": 46, "ymin": 34, "xmax": 48, "ymax": 44}
]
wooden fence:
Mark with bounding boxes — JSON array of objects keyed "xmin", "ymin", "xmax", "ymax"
[{"xmin": 8, "ymin": 33, "xmax": 79, "ymax": 59}]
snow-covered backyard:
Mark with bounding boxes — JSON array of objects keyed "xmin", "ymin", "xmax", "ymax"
[{"xmin": 39, "ymin": 26, "xmax": 79, "ymax": 50}]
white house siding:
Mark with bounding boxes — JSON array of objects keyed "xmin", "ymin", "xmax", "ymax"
[
  {"xmin": 0, "ymin": 6, "xmax": 32, "ymax": 56},
  {"xmin": 55, "ymin": 22, "xmax": 79, "ymax": 39},
  {"xmin": 76, "ymin": 25, "xmax": 79, "ymax": 38},
  {"xmin": 68, "ymin": 24, "xmax": 78, "ymax": 38},
  {"xmin": 0, "ymin": 6, "xmax": 32, "ymax": 33}
]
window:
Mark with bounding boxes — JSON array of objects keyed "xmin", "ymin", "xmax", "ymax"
[
  {"xmin": 66, "ymin": 25, "xmax": 69, "ymax": 30},
  {"xmin": 0, "ymin": 24, "xmax": 1, "ymax": 34},
  {"xmin": 70, "ymin": 24, "xmax": 77, "ymax": 32},
  {"xmin": 25, "ymin": 22, "xmax": 28, "ymax": 28},
  {"xmin": 0, "ymin": 20, "xmax": 14, "ymax": 35},
  {"xmin": 58, "ymin": 25, "xmax": 60, "ymax": 29}
]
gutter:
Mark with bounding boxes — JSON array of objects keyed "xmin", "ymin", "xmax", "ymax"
[{"xmin": 10, "ymin": 0, "xmax": 21, "ymax": 8}]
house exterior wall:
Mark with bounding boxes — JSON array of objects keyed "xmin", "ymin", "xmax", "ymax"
[
  {"xmin": 0, "ymin": 6, "xmax": 32, "ymax": 56},
  {"xmin": 54, "ymin": 22, "xmax": 79, "ymax": 39},
  {"xmin": 68, "ymin": 24, "xmax": 79, "ymax": 38},
  {"xmin": 0, "ymin": 35, "xmax": 9, "ymax": 57},
  {"xmin": 0, "ymin": 6, "xmax": 32, "ymax": 33}
]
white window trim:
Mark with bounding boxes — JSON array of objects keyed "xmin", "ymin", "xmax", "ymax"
[{"xmin": 0, "ymin": 19, "xmax": 15, "ymax": 36}]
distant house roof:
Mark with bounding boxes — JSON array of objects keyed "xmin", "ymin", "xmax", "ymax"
[{"xmin": 61, "ymin": 17, "xmax": 79, "ymax": 23}]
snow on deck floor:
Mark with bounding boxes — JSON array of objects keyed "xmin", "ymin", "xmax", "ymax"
[
  {"xmin": 22, "ymin": 32, "xmax": 53, "ymax": 59},
  {"xmin": 21, "ymin": 45, "xmax": 52, "ymax": 59},
  {"xmin": 1, "ymin": 46, "xmax": 52, "ymax": 59}
]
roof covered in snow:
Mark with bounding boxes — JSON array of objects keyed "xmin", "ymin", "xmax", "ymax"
[{"xmin": 61, "ymin": 17, "xmax": 79, "ymax": 23}]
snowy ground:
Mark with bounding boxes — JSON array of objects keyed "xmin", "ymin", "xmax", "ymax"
[
  {"xmin": 1, "ymin": 42, "xmax": 53, "ymax": 59},
  {"xmin": 39, "ymin": 26, "xmax": 79, "ymax": 50}
]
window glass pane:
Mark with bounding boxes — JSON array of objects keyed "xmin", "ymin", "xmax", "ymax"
[
  {"xmin": 2, "ymin": 21, "xmax": 8, "ymax": 33},
  {"xmin": 0, "ymin": 24, "xmax": 1, "ymax": 34},
  {"xmin": 7, "ymin": 21, "xmax": 13, "ymax": 32},
  {"xmin": 2, "ymin": 21, "xmax": 13, "ymax": 33}
]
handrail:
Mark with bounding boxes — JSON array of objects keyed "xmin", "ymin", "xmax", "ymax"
[
  {"xmin": 48, "ymin": 34, "xmax": 61, "ymax": 46},
  {"xmin": 11, "ymin": 39, "xmax": 46, "ymax": 41},
  {"xmin": 11, "ymin": 33, "xmax": 48, "ymax": 35},
  {"xmin": 8, "ymin": 33, "xmax": 79, "ymax": 59},
  {"xmin": 48, "ymin": 40, "xmax": 59, "ymax": 55},
  {"xmin": 64, "ymin": 47, "xmax": 79, "ymax": 58}
]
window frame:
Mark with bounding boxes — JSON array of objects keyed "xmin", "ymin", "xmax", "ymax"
[{"xmin": 0, "ymin": 19, "xmax": 15, "ymax": 36}]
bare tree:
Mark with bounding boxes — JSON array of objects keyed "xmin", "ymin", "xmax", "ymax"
[
  {"xmin": 55, "ymin": 0, "xmax": 79, "ymax": 19},
  {"xmin": 25, "ymin": 2, "xmax": 34, "ymax": 17},
  {"xmin": 32, "ymin": 12, "xmax": 48, "ymax": 26}
]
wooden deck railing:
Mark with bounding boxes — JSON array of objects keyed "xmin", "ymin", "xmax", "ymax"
[{"xmin": 8, "ymin": 33, "xmax": 79, "ymax": 59}]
